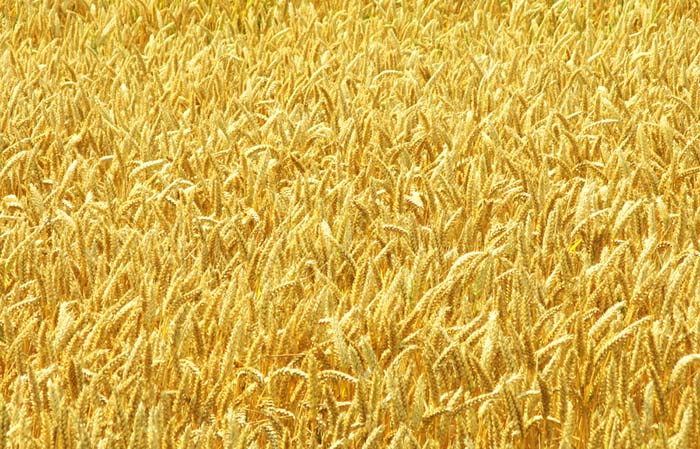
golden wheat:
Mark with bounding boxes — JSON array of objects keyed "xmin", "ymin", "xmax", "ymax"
[{"xmin": 3, "ymin": 0, "xmax": 700, "ymax": 447}]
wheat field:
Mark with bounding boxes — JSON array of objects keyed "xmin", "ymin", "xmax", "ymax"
[{"xmin": 1, "ymin": 0, "xmax": 700, "ymax": 448}]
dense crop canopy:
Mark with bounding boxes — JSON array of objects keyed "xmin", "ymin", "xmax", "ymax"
[{"xmin": 2, "ymin": 0, "xmax": 700, "ymax": 448}]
